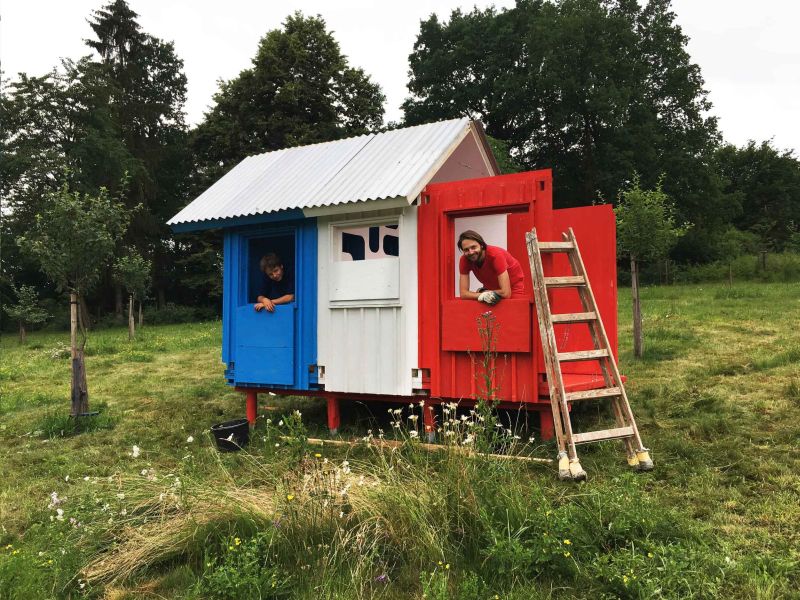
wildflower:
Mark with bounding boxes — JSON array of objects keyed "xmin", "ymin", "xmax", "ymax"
[
  {"xmin": 314, "ymin": 453, "xmax": 322, "ymax": 458},
  {"xmin": 186, "ymin": 435, "xmax": 194, "ymax": 443},
  {"xmin": 48, "ymin": 492, "xmax": 62, "ymax": 509},
  {"xmin": 64, "ymin": 475, "xmax": 70, "ymax": 482},
  {"xmin": 623, "ymin": 575, "xmax": 629, "ymax": 585},
  {"xmin": 409, "ymin": 430, "xmax": 419, "ymax": 439},
  {"xmin": 117, "ymin": 493, "xmax": 125, "ymax": 500},
  {"xmin": 563, "ymin": 551, "xmax": 571, "ymax": 557},
  {"xmin": 445, "ymin": 563, "xmax": 450, "ymax": 570},
  {"xmin": 141, "ymin": 468, "xmax": 149, "ymax": 476},
  {"xmin": 408, "ymin": 414, "xmax": 419, "ymax": 422},
  {"xmin": 647, "ymin": 552, "xmax": 654, "ymax": 558},
  {"xmin": 120, "ymin": 509, "xmax": 127, "ymax": 516},
  {"xmin": 294, "ymin": 410, "xmax": 302, "ymax": 418},
  {"xmin": 131, "ymin": 445, "xmax": 141, "ymax": 458},
  {"xmin": 56, "ymin": 508, "xmax": 64, "ymax": 521},
  {"xmin": 275, "ymin": 443, "xmax": 280, "ymax": 447},
  {"xmin": 286, "ymin": 494, "xmax": 295, "ymax": 501},
  {"xmin": 393, "ymin": 408, "xmax": 403, "ymax": 416},
  {"xmin": 83, "ymin": 476, "xmax": 90, "ymax": 481},
  {"xmin": 374, "ymin": 574, "xmax": 388, "ymax": 583},
  {"xmin": 234, "ymin": 537, "xmax": 241, "ymax": 546},
  {"xmin": 278, "ymin": 420, "xmax": 284, "ymax": 426},
  {"xmin": 563, "ymin": 539, "xmax": 571, "ymax": 545},
  {"xmin": 460, "ymin": 414, "xmax": 468, "ymax": 422},
  {"xmin": 265, "ymin": 418, "xmax": 272, "ymax": 424},
  {"xmin": 418, "ymin": 400, "xmax": 425, "ymax": 407}
]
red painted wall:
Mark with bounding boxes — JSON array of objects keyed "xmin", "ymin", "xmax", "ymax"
[{"xmin": 418, "ymin": 170, "xmax": 618, "ymax": 404}]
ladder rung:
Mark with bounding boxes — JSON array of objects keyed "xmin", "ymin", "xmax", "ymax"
[
  {"xmin": 544, "ymin": 276, "xmax": 585, "ymax": 287},
  {"xmin": 557, "ymin": 349, "xmax": 609, "ymax": 362},
  {"xmin": 565, "ymin": 387, "xmax": 621, "ymax": 402},
  {"xmin": 551, "ymin": 311, "xmax": 597, "ymax": 324},
  {"xmin": 538, "ymin": 241, "xmax": 575, "ymax": 252},
  {"xmin": 571, "ymin": 426, "xmax": 634, "ymax": 444}
]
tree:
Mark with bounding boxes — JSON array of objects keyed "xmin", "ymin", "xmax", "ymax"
[
  {"xmin": 18, "ymin": 179, "xmax": 129, "ymax": 416},
  {"xmin": 716, "ymin": 141, "xmax": 800, "ymax": 252},
  {"xmin": 3, "ymin": 284, "xmax": 49, "ymax": 343},
  {"xmin": 191, "ymin": 12, "xmax": 385, "ymax": 185},
  {"xmin": 85, "ymin": 0, "xmax": 190, "ymax": 312},
  {"xmin": 615, "ymin": 177, "xmax": 687, "ymax": 357},
  {"xmin": 113, "ymin": 250, "xmax": 151, "ymax": 340},
  {"xmin": 404, "ymin": 0, "xmax": 728, "ymax": 258}
]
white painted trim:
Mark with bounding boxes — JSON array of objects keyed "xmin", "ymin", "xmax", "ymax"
[{"xmin": 303, "ymin": 196, "xmax": 409, "ymax": 218}]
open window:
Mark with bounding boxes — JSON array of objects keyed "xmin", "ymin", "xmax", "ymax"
[
  {"xmin": 329, "ymin": 221, "xmax": 400, "ymax": 303},
  {"xmin": 453, "ymin": 213, "xmax": 509, "ymax": 297},
  {"xmin": 245, "ymin": 234, "xmax": 295, "ymax": 304}
]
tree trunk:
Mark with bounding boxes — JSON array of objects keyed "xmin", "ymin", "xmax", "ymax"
[
  {"xmin": 729, "ymin": 263, "xmax": 733, "ymax": 287},
  {"xmin": 157, "ymin": 288, "xmax": 166, "ymax": 310},
  {"xmin": 138, "ymin": 300, "xmax": 143, "ymax": 327},
  {"xmin": 70, "ymin": 293, "xmax": 89, "ymax": 416},
  {"xmin": 631, "ymin": 256, "xmax": 643, "ymax": 358},
  {"xmin": 115, "ymin": 283, "xmax": 124, "ymax": 317},
  {"xmin": 19, "ymin": 322, "xmax": 26, "ymax": 344},
  {"xmin": 128, "ymin": 294, "xmax": 135, "ymax": 341}
]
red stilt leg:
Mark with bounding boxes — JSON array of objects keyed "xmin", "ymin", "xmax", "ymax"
[
  {"xmin": 245, "ymin": 389, "xmax": 258, "ymax": 426},
  {"xmin": 539, "ymin": 407, "xmax": 555, "ymax": 441},
  {"xmin": 423, "ymin": 403, "xmax": 436, "ymax": 443},
  {"xmin": 327, "ymin": 397, "xmax": 341, "ymax": 435}
]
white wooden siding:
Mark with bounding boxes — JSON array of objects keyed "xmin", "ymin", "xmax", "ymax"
[{"xmin": 317, "ymin": 206, "xmax": 418, "ymax": 395}]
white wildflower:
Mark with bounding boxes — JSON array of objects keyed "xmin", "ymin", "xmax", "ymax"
[
  {"xmin": 55, "ymin": 508, "xmax": 64, "ymax": 521},
  {"xmin": 408, "ymin": 414, "xmax": 419, "ymax": 422},
  {"xmin": 48, "ymin": 491, "xmax": 62, "ymax": 509},
  {"xmin": 117, "ymin": 493, "xmax": 125, "ymax": 500},
  {"xmin": 64, "ymin": 475, "xmax": 70, "ymax": 482},
  {"xmin": 131, "ymin": 445, "xmax": 141, "ymax": 458},
  {"xmin": 409, "ymin": 430, "xmax": 419, "ymax": 439},
  {"xmin": 186, "ymin": 435, "xmax": 194, "ymax": 443},
  {"xmin": 278, "ymin": 420, "xmax": 284, "ymax": 426}
]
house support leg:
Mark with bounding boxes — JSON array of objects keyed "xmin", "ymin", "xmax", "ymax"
[
  {"xmin": 327, "ymin": 397, "xmax": 341, "ymax": 436},
  {"xmin": 539, "ymin": 407, "xmax": 555, "ymax": 441},
  {"xmin": 245, "ymin": 389, "xmax": 258, "ymax": 427},
  {"xmin": 423, "ymin": 403, "xmax": 436, "ymax": 443}
]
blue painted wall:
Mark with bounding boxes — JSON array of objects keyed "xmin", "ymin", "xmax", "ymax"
[{"xmin": 221, "ymin": 218, "xmax": 318, "ymax": 390}]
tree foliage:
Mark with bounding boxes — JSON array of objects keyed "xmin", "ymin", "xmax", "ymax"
[
  {"xmin": 615, "ymin": 177, "xmax": 688, "ymax": 262},
  {"xmin": 191, "ymin": 12, "xmax": 386, "ymax": 185},
  {"xmin": 113, "ymin": 250, "xmax": 151, "ymax": 299},
  {"xmin": 404, "ymin": 0, "xmax": 729, "ymax": 252},
  {"xmin": 3, "ymin": 285, "xmax": 49, "ymax": 329},
  {"xmin": 716, "ymin": 140, "xmax": 800, "ymax": 252},
  {"xmin": 17, "ymin": 180, "xmax": 129, "ymax": 296}
]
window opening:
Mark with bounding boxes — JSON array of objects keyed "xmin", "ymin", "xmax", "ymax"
[{"xmin": 338, "ymin": 224, "xmax": 399, "ymax": 261}]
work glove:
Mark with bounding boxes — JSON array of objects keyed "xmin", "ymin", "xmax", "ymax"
[{"xmin": 477, "ymin": 291, "xmax": 501, "ymax": 305}]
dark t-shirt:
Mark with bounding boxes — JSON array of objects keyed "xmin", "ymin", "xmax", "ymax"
[{"xmin": 259, "ymin": 270, "xmax": 294, "ymax": 300}]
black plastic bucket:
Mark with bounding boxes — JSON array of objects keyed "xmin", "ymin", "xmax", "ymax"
[{"xmin": 211, "ymin": 418, "xmax": 250, "ymax": 452}]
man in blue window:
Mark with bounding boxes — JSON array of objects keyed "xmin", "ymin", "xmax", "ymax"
[{"xmin": 254, "ymin": 253, "xmax": 295, "ymax": 313}]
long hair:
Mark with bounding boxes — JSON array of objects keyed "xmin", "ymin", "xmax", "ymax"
[{"xmin": 457, "ymin": 230, "xmax": 487, "ymax": 250}]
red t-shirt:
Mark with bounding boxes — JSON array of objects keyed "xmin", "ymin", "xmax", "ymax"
[{"xmin": 459, "ymin": 245, "xmax": 526, "ymax": 297}]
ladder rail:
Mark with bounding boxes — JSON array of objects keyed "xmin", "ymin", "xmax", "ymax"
[
  {"xmin": 526, "ymin": 231, "xmax": 578, "ymax": 462},
  {"xmin": 565, "ymin": 228, "xmax": 647, "ymax": 451}
]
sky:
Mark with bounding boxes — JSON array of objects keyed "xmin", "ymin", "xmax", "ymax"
[{"xmin": 1, "ymin": 0, "xmax": 798, "ymax": 152}]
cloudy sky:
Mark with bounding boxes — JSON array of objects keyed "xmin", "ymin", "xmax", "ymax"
[{"xmin": 1, "ymin": 0, "xmax": 798, "ymax": 152}]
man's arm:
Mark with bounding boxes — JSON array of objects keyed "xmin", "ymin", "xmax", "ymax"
[
  {"xmin": 494, "ymin": 271, "xmax": 512, "ymax": 298},
  {"xmin": 459, "ymin": 274, "xmax": 480, "ymax": 300}
]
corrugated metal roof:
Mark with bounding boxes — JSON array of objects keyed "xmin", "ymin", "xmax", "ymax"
[{"xmin": 168, "ymin": 118, "xmax": 475, "ymax": 227}]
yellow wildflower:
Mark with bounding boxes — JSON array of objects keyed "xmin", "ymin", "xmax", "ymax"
[
  {"xmin": 234, "ymin": 537, "xmax": 241, "ymax": 546},
  {"xmin": 314, "ymin": 453, "xmax": 322, "ymax": 458},
  {"xmin": 287, "ymin": 494, "xmax": 295, "ymax": 501},
  {"xmin": 563, "ymin": 539, "xmax": 571, "ymax": 545},
  {"xmin": 563, "ymin": 551, "xmax": 571, "ymax": 558}
]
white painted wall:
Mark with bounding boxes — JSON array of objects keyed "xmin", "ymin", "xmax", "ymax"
[{"xmin": 317, "ymin": 205, "xmax": 418, "ymax": 395}]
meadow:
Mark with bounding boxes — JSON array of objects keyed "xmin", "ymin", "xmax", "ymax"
[{"xmin": 1, "ymin": 281, "xmax": 798, "ymax": 599}]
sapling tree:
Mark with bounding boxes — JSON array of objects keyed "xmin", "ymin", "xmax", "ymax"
[
  {"xmin": 113, "ymin": 250, "xmax": 151, "ymax": 340},
  {"xmin": 615, "ymin": 177, "xmax": 688, "ymax": 358},
  {"xmin": 18, "ymin": 180, "xmax": 129, "ymax": 416},
  {"xmin": 3, "ymin": 284, "xmax": 50, "ymax": 343}
]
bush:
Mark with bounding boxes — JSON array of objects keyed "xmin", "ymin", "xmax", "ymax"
[
  {"xmin": 674, "ymin": 253, "xmax": 800, "ymax": 283},
  {"xmin": 146, "ymin": 303, "xmax": 219, "ymax": 325}
]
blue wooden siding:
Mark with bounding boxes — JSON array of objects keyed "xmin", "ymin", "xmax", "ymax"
[{"xmin": 222, "ymin": 218, "xmax": 317, "ymax": 389}]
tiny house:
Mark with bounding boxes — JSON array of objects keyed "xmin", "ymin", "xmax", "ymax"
[{"xmin": 168, "ymin": 118, "xmax": 618, "ymax": 439}]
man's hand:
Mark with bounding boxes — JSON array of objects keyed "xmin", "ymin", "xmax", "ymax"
[{"xmin": 477, "ymin": 291, "xmax": 501, "ymax": 305}]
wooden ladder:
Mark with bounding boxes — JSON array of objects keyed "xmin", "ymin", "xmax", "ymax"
[{"xmin": 525, "ymin": 227, "xmax": 653, "ymax": 480}]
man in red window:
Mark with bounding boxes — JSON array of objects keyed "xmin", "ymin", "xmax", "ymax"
[{"xmin": 458, "ymin": 230, "xmax": 525, "ymax": 305}]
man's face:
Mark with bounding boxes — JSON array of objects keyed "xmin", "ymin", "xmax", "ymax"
[
  {"xmin": 267, "ymin": 265, "xmax": 284, "ymax": 282},
  {"xmin": 460, "ymin": 239, "xmax": 484, "ymax": 263}
]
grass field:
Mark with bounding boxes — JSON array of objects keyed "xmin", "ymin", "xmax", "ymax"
[{"xmin": 1, "ymin": 282, "xmax": 799, "ymax": 599}]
